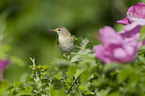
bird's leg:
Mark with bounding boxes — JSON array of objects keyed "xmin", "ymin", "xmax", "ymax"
[
  {"xmin": 67, "ymin": 53, "xmax": 71, "ymax": 60},
  {"xmin": 63, "ymin": 53, "xmax": 68, "ymax": 58},
  {"xmin": 58, "ymin": 53, "xmax": 63, "ymax": 59},
  {"xmin": 62, "ymin": 53, "xmax": 71, "ymax": 60}
]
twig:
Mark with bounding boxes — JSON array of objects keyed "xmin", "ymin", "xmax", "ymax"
[{"xmin": 30, "ymin": 57, "xmax": 38, "ymax": 77}]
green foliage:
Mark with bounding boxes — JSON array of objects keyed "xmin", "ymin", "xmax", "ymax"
[{"xmin": 1, "ymin": 37, "xmax": 144, "ymax": 96}]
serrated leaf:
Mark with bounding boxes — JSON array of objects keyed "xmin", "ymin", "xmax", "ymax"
[
  {"xmin": 81, "ymin": 38, "xmax": 89, "ymax": 50},
  {"xmin": 70, "ymin": 55, "xmax": 81, "ymax": 63},
  {"xmin": 84, "ymin": 49, "xmax": 91, "ymax": 54}
]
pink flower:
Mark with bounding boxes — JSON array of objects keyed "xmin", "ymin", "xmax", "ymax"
[
  {"xmin": 117, "ymin": 2, "xmax": 145, "ymax": 45},
  {"xmin": 118, "ymin": 22, "xmax": 143, "ymax": 40},
  {"xmin": 117, "ymin": 2, "xmax": 145, "ymax": 25},
  {"xmin": 94, "ymin": 26, "xmax": 138, "ymax": 64},
  {"xmin": 0, "ymin": 59, "xmax": 9, "ymax": 80}
]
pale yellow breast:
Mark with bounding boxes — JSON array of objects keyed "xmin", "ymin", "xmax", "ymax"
[{"xmin": 58, "ymin": 37, "xmax": 74, "ymax": 53}]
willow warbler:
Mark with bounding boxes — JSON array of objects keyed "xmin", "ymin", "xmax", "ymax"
[{"xmin": 50, "ymin": 27, "xmax": 74, "ymax": 59}]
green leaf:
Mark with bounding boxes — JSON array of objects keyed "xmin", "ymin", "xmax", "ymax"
[
  {"xmin": 84, "ymin": 49, "xmax": 91, "ymax": 54},
  {"xmin": 67, "ymin": 65, "xmax": 77, "ymax": 76},
  {"xmin": 81, "ymin": 70, "xmax": 90, "ymax": 85},
  {"xmin": 137, "ymin": 55, "xmax": 145, "ymax": 64},
  {"xmin": 53, "ymin": 72, "xmax": 61, "ymax": 80},
  {"xmin": 75, "ymin": 69, "xmax": 84, "ymax": 79},
  {"xmin": 14, "ymin": 81, "xmax": 22, "ymax": 88},
  {"xmin": 42, "ymin": 65, "xmax": 50, "ymax": 69},
  {"xmin": 70, "ymin": 55, "xmax": 81, "ymax": 63},
  {"xmin": 81, "ymin": 38, "xmax": 89, "ymax": 50}
]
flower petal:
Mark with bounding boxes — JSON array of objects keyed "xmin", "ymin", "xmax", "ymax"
[
  {"xmin": 99, "ymin": 26, "xmax": 122, "ymax": 46},
  {"xmin": 113, "ymin": 48, "xmax": 127, "ymax": 59},
  {"xmin": 127, "ymin": 2, "xmax": 145, "ymax": 19},
  {"xmin": 117, "ymin": 17, "xmax": 132, "ymax": 25}
]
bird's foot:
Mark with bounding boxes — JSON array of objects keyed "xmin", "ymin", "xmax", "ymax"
[
  {"xmin": 63, "ymin": 54, "xmax": 68, "ymax": 58},
  {"xmin": 67, "ymin": 55, "xmax": 70, "ymax": 60},
  {"xmin": 63, "ymin": 54, "xmax": 71, "ymax": 60}
]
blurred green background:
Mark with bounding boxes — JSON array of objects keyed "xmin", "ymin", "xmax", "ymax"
[{"xmin": 0, "ymin": 0, "xmax": 141, "ymax": 82}]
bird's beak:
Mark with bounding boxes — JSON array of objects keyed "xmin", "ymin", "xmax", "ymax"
[{"xmin": 49, "ymin": 28, "xmax": 57, "ymax": 32}]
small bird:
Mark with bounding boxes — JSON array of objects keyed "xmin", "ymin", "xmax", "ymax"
[{"xmin": 50, "ymin": 27, "xmax": 74, "ymax": 59}]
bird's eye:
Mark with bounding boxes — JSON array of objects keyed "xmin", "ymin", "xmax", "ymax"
[{"xmin": 58, "ymin": 29, "xmax": 61, "ymax": 31}]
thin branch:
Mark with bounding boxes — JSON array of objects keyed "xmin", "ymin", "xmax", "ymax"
[{"xmin": 30, "ymin": 57, "xmax": 38, "ymax": 78}]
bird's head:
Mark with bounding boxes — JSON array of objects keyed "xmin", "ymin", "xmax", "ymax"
[{"xmin": 49, "ymin": 27, "xmax": 71, "ymax": 36}]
